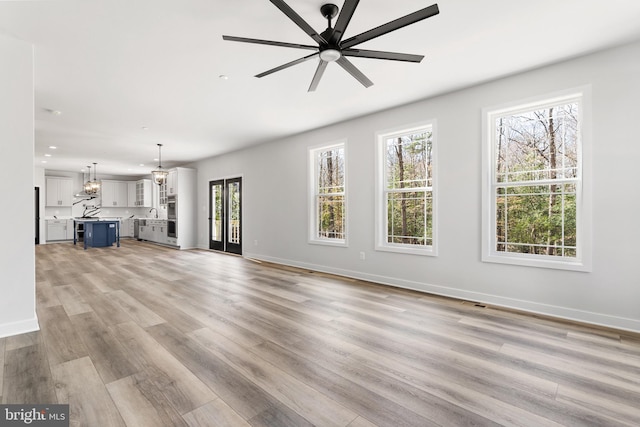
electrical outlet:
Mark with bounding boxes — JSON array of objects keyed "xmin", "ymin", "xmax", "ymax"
[{"xmin": 359, "ymin": 251, "xmax": 365, "ymax": 260}]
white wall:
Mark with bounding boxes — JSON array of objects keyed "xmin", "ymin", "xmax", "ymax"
[
  {"xmin": 0, "ymin": 34, "xmax": 38, "ymax": 338},
  {"xmin": 193, "ymin": 40, "xmax": 640, "ymax": 332}
]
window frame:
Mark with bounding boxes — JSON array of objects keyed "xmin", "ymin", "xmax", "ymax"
[
  {"xmin": 375, "ymin": 120, "xmax": 438, "ymax": 256},
  {"xmin": 481, "ymin": 87, "xmax": 592, "ymax": 271},
  {"xmin": 308, "ymin": 140, "xmax": 348, "ymax": 247}
]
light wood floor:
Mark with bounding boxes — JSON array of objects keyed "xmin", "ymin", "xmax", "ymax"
[{"xmin": 2, "ymin": 240, "xmax": 640, "ymax": 426}]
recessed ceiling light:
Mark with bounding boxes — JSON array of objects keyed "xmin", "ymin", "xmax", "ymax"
[
  {"xmin": 44, "ymin": 108, "xmax": 62, "ymax": 115},
  {"xmin": 142, "ymin": 127, "xmax": 149, "ymax": 131},
  {"xmin": 44, "ymin": 154, "xmax": 52, "ymax": 157},
  {"xmin": 49, "ymin": 146, "xmax": 57, "ymax": 149},
  {"xmin": 219, "ymin": 75, "xmax": 229, "ymax": 80},
  {"xmin": 153, "ymin": 158, "xmax": 159, "ymax": 162},
  {"xmin": 41, "ymin": 160, "xmax": 47, "ymax": 164},
  {"xmin": 139, "ymin": 164, "xmax": 145, "ymax": 167}
]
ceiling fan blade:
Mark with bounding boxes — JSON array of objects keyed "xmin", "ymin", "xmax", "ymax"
[
  {"xmin": 342, "ymin": 48, "xmax": 424, "ymax": 63},
  {"xmin": 255, "ymin": 52, "xmax": 319, "ymax": 78},
  {"xmin": 341, "ymin": 3, "xmax": 439, "ymax": 49},
  {"xmin": 336, "ymin": 56, "xmax": 373, "ymax": 88},
  {"xmin": 308, "ymin": 60, "xmax": 329, "ymax": 92},
  {"xmin": 269, "ymin": 0, "xmax": 327, "ymax": 45},
  {"xmin": 329, "ymin": 0, "xmax": 360, "ymax": 44},
  {"xmin": 223, "ymin": 35, "xmax": 317, "ymax": 51}
]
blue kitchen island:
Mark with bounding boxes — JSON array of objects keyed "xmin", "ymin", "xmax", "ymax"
[{"xmin": 74, "ymin": 219, "xmax": 120, "ymax": 250}]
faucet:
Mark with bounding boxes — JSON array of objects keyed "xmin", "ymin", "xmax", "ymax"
[{"xmin": 149, "ymin": 208, "xmax": 158, "ymax": 219}]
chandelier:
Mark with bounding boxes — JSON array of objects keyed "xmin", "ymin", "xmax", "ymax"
[
  {"xmin": 84, "ymin": 162, "xmax": 101, "ymax": 195},
  {"xmin": 151, "ymin": 143, "xmax": 169, "ymax": 185}
]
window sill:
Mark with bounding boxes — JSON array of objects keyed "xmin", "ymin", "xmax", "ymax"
[
  {"xmin": 482, "ymin": 252, "xmax": 591, "ymax": 272},
  {"xmin": 375, "ymin": 244, "xmax": 437, "ymax": 257},
  {"xmin": 309, "ymin": 238, "xmax": 347, "ymax": 248}
]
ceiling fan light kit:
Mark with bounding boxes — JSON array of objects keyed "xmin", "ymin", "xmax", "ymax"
[{"xmin": 223, "ymin": 0, "xmax": 439, "ymax": 91}]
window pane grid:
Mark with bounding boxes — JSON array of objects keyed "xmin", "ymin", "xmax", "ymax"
[
  {"xmin": 382, "ymin": 126, "xmax": 434, "ymax": 250},
  {"xmin": 312, "ymin": 145, "xmax": 346, "ymax": 242},
  {"xmin": 386, "ymin": 190, "xmax": 432, "ymax": 247},
  {"xmin": 496, "ymin": 102, "xmax": 578, "ymax": 185},
  {"xmin": 317, "ymin": 194, "xmax": 344, "ymax": 240},
  {"xmin": 497, "ymin": 167, "xmax": 578, "ymax": 183}
]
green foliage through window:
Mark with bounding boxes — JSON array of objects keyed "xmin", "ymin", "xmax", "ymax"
[
  {"xmin": 494, "ymin": 102, "xmax": 579, "ymax": 257},
  {"xmin": 315, "ymin": 146, "xmax": 345, "ymax": 240},
  {"xmin": 385, "ymin": 129, "xmax": 433, "ymax": 246}
]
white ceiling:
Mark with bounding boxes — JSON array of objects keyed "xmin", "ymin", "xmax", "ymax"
[{"xmin": 2, "ymin": 0, "xmax": 640, "ymax": 176}]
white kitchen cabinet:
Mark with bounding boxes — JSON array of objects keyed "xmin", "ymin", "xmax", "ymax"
[
  {"xmin": 127, "ymin": 182, "xmax": 137, "ymax": 207},
  {"xmin": 120, "ymin": 218, "xmax": 135, "ymax": 237},
  {"xmin": 46, "ymin": 177, "xmax": 73, "ymax": 206},
  {"xmin": 46, "ymin": 219, "xmax": 73, "ymax": 241},
  {"xmin": 166, "ymin": 169, "xmax": 178, "ymax": 196},
  {"xmin": 101, "ymin": 180, "xmax": 128, "ymax": 207},
  {"xmin": 135, "ymin": 179, "xmax": 152, "ymax": 207},
  {"xmin": 173, "ymin": 168, "xmax": 196, "ymax": 249},
  {"xmin": 150, "ymin": 220, "xmax": 167, "ymax": 244},
  {"xmin": 138, "ymin": 219, "xmax": 168, "ymax": 245}
]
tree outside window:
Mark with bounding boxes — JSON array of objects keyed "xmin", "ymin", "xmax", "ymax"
[
  {"xmin": 495, "ymin": 103, "xmax": 578, "ymax": 257},
  {"xmin": 483, "ymin": 90, "xmax": 591, "ymax": 271},
  {"xmin": 376, "ymin": 123, "xmax": 436, "ymax": 255},
  {"xmin": 309, "ymin": 143, "xmax": 346, "ymax": 245}
]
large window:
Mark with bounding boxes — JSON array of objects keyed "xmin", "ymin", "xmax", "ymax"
[
  {"xmin": 482, "ymin": 90, "xmax": 591, "ymax": 271},
  {"xmin": 376, "ymin": 122, "xmax": 437, "ymax": 255},
  {"xmin": 309, "ymin": 142, "xmax": 346, "ymax": 246}
]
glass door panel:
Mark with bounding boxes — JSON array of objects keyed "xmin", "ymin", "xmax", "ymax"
[
  {"xmin": 209, "ymin": 177, "xmax": 242, "ymax": 254},
  {"xmin": 225, "ymin": 178, "xmax": 242, "ymax": 254},
  {"xmin": 209, "ymin": 180, "xmax": 224, "ymax": 251}
]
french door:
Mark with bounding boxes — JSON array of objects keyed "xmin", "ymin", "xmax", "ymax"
[{"xmin": 209, "ymin": 177, "xmax": 242, "ymax": 254}]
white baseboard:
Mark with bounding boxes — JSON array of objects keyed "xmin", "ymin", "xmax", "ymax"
[
  {"xmin": 0, "ymin": 314, "xmax": 40, "ymax": 339},
  {"xmin": 243, "ymin": 252, "xmax": 640, "ymax": 334}
]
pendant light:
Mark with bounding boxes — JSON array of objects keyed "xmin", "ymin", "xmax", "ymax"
[
  {"xmin": 83, "ymin": 165, "xmax": 93, "ymax": 194},
  {"xmin": 151, "ymin": 143, "xmax": 168, "ymax": 185},
  {"xmin": 85, "ymin": 162, "xmax": 101, "ymax": 194},
  {"xmin": 88, "ymin": 162, "xmax": 100, "ymax": 194}
]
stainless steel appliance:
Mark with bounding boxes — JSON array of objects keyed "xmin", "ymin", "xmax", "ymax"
[
  {"xmin": 167, "ymin": 220, "xmax": 177, "ymax": 238},
  {"xmin": 134, "ymin": 219, "xmax": 139, "ymax": 239},
  {"xmin": 167, "ymin": 195, "xmax": 176, "ymax": 220}
]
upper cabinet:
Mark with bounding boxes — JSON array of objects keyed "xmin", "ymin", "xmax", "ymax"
[
  {"xmin": 101, "ymin": 180, "xmax": 128, "ymax": 207},
  {"xmin": 135, "ymin": 179, "xmax": 152, "ymax": 207},
  {"xmin": 46, "ymin": 177, "xmax": 73, "ymax": 206},
  {"xmin": 166, "ymin": 167, "xmax": 196, "ymax": 197},
  {"xmin": 166, "ymin": 169, "xmax": 178, "ymax": 196},
  {"xmin": 127, "ymin": 182, "xmax": 137, "ymax": 207}
]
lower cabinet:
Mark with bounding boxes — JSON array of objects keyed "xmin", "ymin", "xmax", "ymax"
[
  {"xmin": 138, "ymin": 220, "xmax": 169, "ymax": 245},
  {"xmin": 120, "ymin": 218, "xmax": 135, "ymax": 238},
  {"xmin": 46, "ymin": 219, "xmax": 74, "ymax": 241}
]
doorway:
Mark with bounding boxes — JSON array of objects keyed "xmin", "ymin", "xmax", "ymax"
[
  {"xmin": 209, "ymin": 177, "xmax": 242, "ymax": 255},
  {"xmin": 35, "ymin": 186, "xmax": 40, "ymax": 245}
]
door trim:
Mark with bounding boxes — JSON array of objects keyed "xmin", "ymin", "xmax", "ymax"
[{"xmin": 209, "ymin": 177, "xmax": 242, "ymax": 255}]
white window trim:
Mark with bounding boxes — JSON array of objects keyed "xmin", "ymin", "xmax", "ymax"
[
  {"xmin": 481, "ymin": 87, "xmax": 592, "ymax": 272},
  {"xmin": 375, "ymin": 120, "xmax": 438, "ymax": 256},
  {"xmin": 308, "ymin": 140, "xmax": 348, "ymax": 247}
]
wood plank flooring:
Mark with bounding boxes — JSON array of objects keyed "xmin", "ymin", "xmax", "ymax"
[{"xmin": 2, "ymin": 240, "xmax": 640, "ymax": 426}]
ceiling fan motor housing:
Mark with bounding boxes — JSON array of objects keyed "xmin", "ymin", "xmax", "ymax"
[{"xmin": 320, "ymin": 3, "xmax": 339, "ymax": 21}]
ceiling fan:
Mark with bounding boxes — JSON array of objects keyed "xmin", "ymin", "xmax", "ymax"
[{"xmin": 223, "ymin": 0, "xmax": 440, "ymax": 91}]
